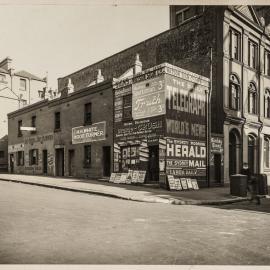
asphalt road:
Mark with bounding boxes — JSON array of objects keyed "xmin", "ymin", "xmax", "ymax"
[{"xmin": 0, "ymin": 181, "xmax": 270, "ymax": 265}]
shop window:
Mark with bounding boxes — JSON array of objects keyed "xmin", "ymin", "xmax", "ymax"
[
  {"xmin": 17, "ymin": 151, "xmax": 24, "ymax": 166},
  {"xmin": 121, "ymin": 145, "xmax": 140, "ymax": 171},
  {"xmin": 264, "ymin": 89, "xmax": 270, "ymax": 118},
  {"xmin": 229, "ymin": 29, "xmax": 241, "ymax": 61},
  {"xmin": 31, "ymin": 115, "xmax": 36, "ymax": 134},
  {"xmin": 123, "ymin": 94, "xmax": 132, "ymax": 121},
  {"xmin": 0, "ymin": 151, "xmax": 4, "ymax": 158},
  {"xmin": 84, "ymin": 103, "xmax": 92, "ymax": 125},
  {"xmin": 18, "ymin": 120, "xmax": 22, "ymax": 137},
  {"xmin": 248, "ymin": 82, "xmax": 257, "ymax": 114},
  {"xmin": 29, "ymin": 149, "xmax": 38, "ymax": 165},
  {"xmin": 54, "ymin": 112, "xmax": 61, "ymax": 130},
  {"xmin": 248, "ymin": 40, "xmax": 258, "ymax": 69},
  {"xmin": 20, "ymin": 78, "xmax": 26, "ymax": 91},
  {"xmin": 265, "ymin": 50, "xmax": 270, "ymax": 76},
  {"xmin": 229, "ymin": 74, "xmax": 240, "ymax": 110},
  {"xmin": 84, "ymin": 145, "xmax": 91, "ymax": 167},
  {"xmin": 264, "ymin": 137, "xmax": 270, "ymax": 168}
]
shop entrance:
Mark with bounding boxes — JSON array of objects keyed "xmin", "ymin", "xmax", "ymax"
[
  {"xmin": 10, "ymin": 154, "xmax": 14, "ymax": 173},
  {"xmin": 43, "ymin": 150, "xmax": 48, "ymax": 174},
  {"xmin": 229, "ymin": 130, "xmax": 241, "ymax": 176},
  {"xmin": 103, "ymin": 146, "xmax": 111, "ymax": 177},
  {"xmin": 148, "ymin": 145, "xmax": 159, "ymax": 182},
  {"xmin": 55, "ymin": 148, "xmax": 64, "ymax": 177},
  {"xmin": 213, "ymin": 153, "xmax": 221, "ymax": 183},
  {"xmin": 68, "ymin": 150, "xmax": 75, "ymax": 177}
]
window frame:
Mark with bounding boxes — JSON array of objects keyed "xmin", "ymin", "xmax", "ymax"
[
  {"xmin": 264, "ymin": 89, "xmax": 270, "ymax": 118},
  {"xmin": 17, "ymin": 151, "xmax": 24, "ymax": 166},
  {"xmin": 248, "ymin": 82, "xmax": 257, "ymax": 115},
  {"xmin": 248, "ymin": 40, "xmax": 258, "ymax": 69},
  {"xmin": 122, "ymin": 94, "xmax": 132, "ymax": 121},
  {"xmin": 229, "ymin": 74, "xmax": 240, "ymax": 110},
  {"xmin": 0, "ymin": 151, "xmax": 4, "ymax": 159},
  {"xmin": 54, "ymin": 111, "xmax": 61, "ymax": 131},
  {"xmin": 18, "ymin": 120, "xmax": 22, "ymax": 137},
  {"xmin": 29, "ymin": 149, "xmax": 38, "ymax": 166},
  {"xmin": 264, "ymin": 137, "xmax": 270, "ymax": 168},
  {"xmin": 19, "ymin": 78, "xmax": 27, "ymax": 91},
  {"xmin": 84, "ymin": 145, "xmax": 91, "ymax": 168},
  {"xmin": 31, "ymin": 115, "xmax": 37, "ymax": 134},
  {"xmin": 84, "ymin": 103, "xmax": 92, "ymax": 125},
  {"xmin": 265, "ymin": 50, "xmax": 270, "ymax": 76},
  {"xmin": 229, "ymin": 29, "xmax": 241, "ymax": 61}
]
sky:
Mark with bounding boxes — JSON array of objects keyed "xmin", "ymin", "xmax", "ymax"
[{"xmin": 0, "ymin": 3, "xmax": 169, "ymax": 89}]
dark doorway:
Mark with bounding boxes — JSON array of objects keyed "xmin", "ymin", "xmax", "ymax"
[
  {"xmin": 10, "ymin": 154, "xmax": 14, "ymax": 173},
  {"xmin": 43, "ymin": 150, "xmax": 48, "ymax": 174},
  {"xmin": 68, "ymin": 150, "xmax": 75, "ymax": 177},
  {"xmin": 148, "ymin": 145, "xmax": 159, "ymax": 182},
  {"xmin": 55, "ymin": 148, "xmax": 64, "ymax": 176},
  {"xmin": 248, "ymin": 135, "xmax": 257, "ymax": 174},
  {"xmin": 213, "ymin": 154, "xmax": 221, "ymax": 183},
  {"xmin": 103, "ymin": 146, "xmax": 111, "ymax": 177},
  {"xmin": 229, "ymin": 130, "xmax": 240, "ymax": 176}
]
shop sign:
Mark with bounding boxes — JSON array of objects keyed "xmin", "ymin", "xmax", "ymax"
[
  {"xmin": 8, "ymin": 143, "xmax": 24, "ymax": 153},
  {"xmin": 132, "ymin": 77, "xmax": 166, "ymax": 120},
  {"xmin": 114, "ymin": 117, "xmax": 164, "ymax": 142},
  {"xmin": 24, "ymin": 133, "xmax": 54, "ymax": 145},
  {"xmin": 166, "ymin": 138, "xmax": 206, "ymax": 178},
  {"xmin": 165, "ymin": 74, "xmax": 207, "ymax": 140},
  {"xmin": 211, "ymin": 136, "xmax": 223, "ymax": 153},
  {"xmin": 72, "ymin": 121, "xmax": 106, "ymax": 144}
]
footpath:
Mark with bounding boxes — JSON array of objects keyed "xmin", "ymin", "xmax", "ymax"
[{"xmin": 0, "ymin": 173, "xmax": 250, "ymax": 205}]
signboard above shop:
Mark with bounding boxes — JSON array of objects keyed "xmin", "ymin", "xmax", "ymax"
[{"xmin": 72, "ymin": 121, "xmax": 106, "ymax": 144}]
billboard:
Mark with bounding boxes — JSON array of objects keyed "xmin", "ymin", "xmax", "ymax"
[
  {"xmin": 166, "ymin": 137, "xmax": 206, "ymax": 178},
  {"xmin": 72, "ymin": 121, "xmax": 106, "ymax": 144},
  {"xmin": 132, "ymin": 76, "xmax": 166, "ymax": 120}
]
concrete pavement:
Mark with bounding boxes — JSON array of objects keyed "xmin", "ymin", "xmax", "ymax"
[{"xmin": 0, "ymin": 173, "xmax": 252, "ymax": 205}]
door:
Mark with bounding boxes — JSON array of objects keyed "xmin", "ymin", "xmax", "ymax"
[
  {"xmin": 10, "ymin": 154, "xmax": 14, "ymax": 173},
  {"xmin": 148, "ymin": 145, "xmax": 159, "ymax": 182},
  {"xmin": 214, "ymin": 154, "xmax": 221, "ymax": 183},
  {"xmin": 55, "ymin": 148, "xmax": 64, "ymax": 176},
  {"xmin": 103, "ymin": 146, "xmax": 111, "ymax": 177},
  {"xmin": 68, "ymin": 150, "xmax": 75, "ymax": 177},
  {"xmin": 43, "ymin": 150, "xmax": 48, "ymax": 174}
]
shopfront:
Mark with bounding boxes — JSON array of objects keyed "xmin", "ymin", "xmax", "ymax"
[{"xmin": 112, "ymin": 63, "xmax": 210, "ymax": 187}]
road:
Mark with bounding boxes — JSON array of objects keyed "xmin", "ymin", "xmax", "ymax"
[{"xmin": 0, "ymin": 181, "xmax": 270, "ymax": 265}]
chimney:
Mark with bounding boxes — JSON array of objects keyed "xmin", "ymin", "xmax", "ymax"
[
  {"xmin": 67, "ymin": 78, "xmax": 74, "ymax": 94},
  {"xmin": 0, "ymin": 57, "xmax": 13, "ymax": 72},
  {"xmin": 134, "ymin": 53, "xmax": 142, "ymax": 74},
  {"xmin": 96, "ymin": 69, "xmax": 104, "ymax": 83}
]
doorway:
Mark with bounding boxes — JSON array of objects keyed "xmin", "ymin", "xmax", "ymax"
[
  {"xmin": 55, "ymin": 148, "xmax": 64, "ymax": 176},
  {"xmin": 229, "ymin": 130, "xmax": 241, "ymax": 176},
  {"xmin": 68, "ymin": 150, "xmax": 75, "ymax": 177},
  {"xmin": 248, "ymin": 135, "xmax": 257, "ymax": 174},
  {"xmin": 148, "ymin": 145, "xmax": 159, "ymax": 182},
  {"xmin": 213, "ymin": 153, "xmax": 221, "ymax": 183},
  {"xmin": 103, "ymin": 146, "xmax": 111, "ymax": 177},
  {"xmin": 43, "ymin": 150, "xmax": 48, "ymax": 174},
  {"xmin": 10, "ymin": 154, "xmax": 14, "ymax": 173}
]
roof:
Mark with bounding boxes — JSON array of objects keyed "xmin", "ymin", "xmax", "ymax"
[
  {"xmin": 14, "ymin": 70, "xmax": 46, "ymax": 82},
  {"xmin": 0, "ymin": 67, "xmax": 8, "ymax": 74}
]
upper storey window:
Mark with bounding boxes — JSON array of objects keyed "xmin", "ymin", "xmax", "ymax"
[
  {"xmin": 20, "ymin": 78, "xmax": 26, "ymax": 91},
  {"xmin": 229, "ymin": 29, "xmax": 241, "ymax": 61},
  {"xmin": 229, "ymin": 74, "xmax": 240, "ymax": 110},
  {"xmin": 265, "ymin": 50, "xmax": 270, "ymax": 76},
  {"xmin": 248, "ymin": 82, "xmax": 257, "ymax": 115},
  {"xmin": 175, "ymin": 7, "xmax": 200, "ymax": 25},
  {"xmin": 248, "ymin": 40, "xmax": 258, "ymax": 69}
]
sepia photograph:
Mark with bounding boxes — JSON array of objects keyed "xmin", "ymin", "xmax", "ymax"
[{"xmin": 0, "ymin": 0, "xmax": 270, "ymax": 269}]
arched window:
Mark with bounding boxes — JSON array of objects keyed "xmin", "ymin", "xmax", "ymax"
[
  {"xmin": 248, "ymin": 82, "xmax": 257, "ymax": 114},
  {"xmin": 264, "ymin": 88, "xmax": 270, "ymax": 118},
  {"xmin": 229, "ymin": 74, "xmax": 240, "ymax": 110},
  {"xmin": 264, "ymin": 137, "xmax": 270, "ymax": 168}
]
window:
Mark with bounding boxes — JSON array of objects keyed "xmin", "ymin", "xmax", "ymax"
[
  {"xmin": 248, "ymin": 82, "xmax": 257, "ymax": 114},
  {"xmin": 18, "ymin": 120, "xmax": 22, "ymax": 137},
  {"xmin": 123, "ymin": 94, "xmax": 132, "ymax": 121},
  {"xmin": 264, "ymin": 137, "xmax": 270, "ymax": 168},
  {"xmin": 29, "ymin": 149, "xmax": 38, "ymax": 165},
  {"xmin": 84, "ymin": 145, "xmax": 91, "ymax": 167},
  {"xmin": 229, "ymin": 29, "xmax": 241, "ymax": 61},
  {"xmin": 20, "ymin": 78, "xmax": 26, "ymax": 91},
  {"xmin": 31, "ymin": 115, "xmax": 36, "ymax": 134},
  {"xmin": 84, "ymin": 103, "xmax": 92, "ymax": 125},
  {"xmin": 54, "ymin": 112, "xmax": 61, "ymax": 130},
  {"xmin": 229, "ymin": 74, "xmax": 240, "ymax": 110},
  {"xmin": 248, "ymin": 40, "xmax": 258, "ymax": 69},
  {"xmin": 0, "ymin": 74, "xmax": 6, "ymax": 83},
  {"xmin": 17, "ymin": 151, "xmax": 24, "ymax": 166},
  {"xmin": 265, "ymin": 50, "xmax": 270, "ymax": 76},
  {"xmin": 0, "ymin": 151, "xmax": 4, "ymax": 158},
  {"xmin": 121, "ymin": 145, "xmax": 140, "ymax": 171},
  {"xmin": 265, "ymin": 89, "xmax": 270, "ymax": 118},
  {"xmin": 175, "ymin": 7, "xmax": 198, "ymax": 25}
]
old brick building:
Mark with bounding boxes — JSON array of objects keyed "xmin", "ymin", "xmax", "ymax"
[
  {"xmin": 8, "ymin": 76, "xmax": 113, "ymax": 179},
  {"xmin": 56, "ymin": 6, "xmax": 270, "ymax": 185}
]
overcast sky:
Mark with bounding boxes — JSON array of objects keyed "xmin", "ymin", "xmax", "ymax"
[{"xmin": 0, "ymin": 4, "xmax": 169, "ymax": 89}]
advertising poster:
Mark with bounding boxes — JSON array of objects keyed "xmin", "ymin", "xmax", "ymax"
[
  {"xmin": 166, "ymin": 137, "xmax": 206, "ymax": 178},
  {"xmin": 72, "ymin": 121, "xmax": 106, "ymax": 144},
  {"xmin": 132, "ymin": 76, "xmax": 166, "ymax": 120}
]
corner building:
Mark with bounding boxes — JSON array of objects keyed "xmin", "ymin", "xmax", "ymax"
[{"xmin": 8, "ymin": 80, "xmax": 113, "ymax": 178}]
